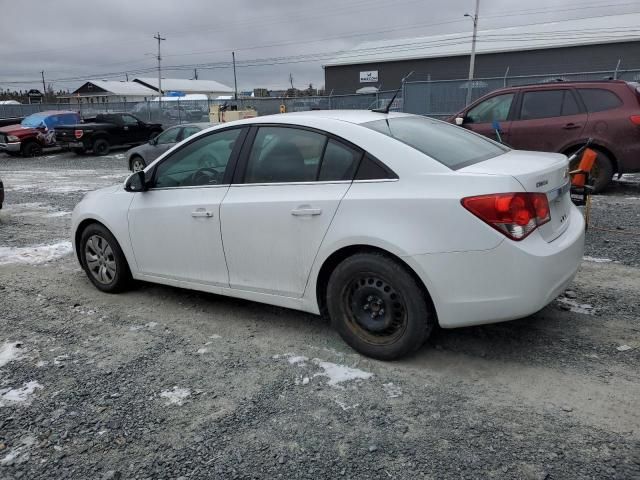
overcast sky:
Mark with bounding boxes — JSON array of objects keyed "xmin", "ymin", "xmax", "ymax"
[{"xmin": 0, "ymin": 0, "xmax": 637, "ymax": 92}]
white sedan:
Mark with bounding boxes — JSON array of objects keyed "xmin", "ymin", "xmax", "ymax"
[{"xmin": 71, "ymin": 111, "xmax": 584, "ymax": 360}]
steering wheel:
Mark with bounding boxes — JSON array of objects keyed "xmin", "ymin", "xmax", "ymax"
[{"xmin": 191, "ymin": 167, "xmax": 223, "ymax": 186}]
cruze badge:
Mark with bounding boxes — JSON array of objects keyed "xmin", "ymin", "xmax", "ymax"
[{"xmin": 536, "ymin": 180, "xmax": 549, "ymax": 188}]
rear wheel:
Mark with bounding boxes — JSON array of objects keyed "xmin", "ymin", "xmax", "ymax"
[
  {"xmin": 93, "ymin": 138, "xmax": 110, "ymax": 156},
  {"xmin": 79, "ymin": 223, "xmax": 131, "ymax": 293},
  {"xmin": 570, "ymin": 148, "xmax": 614, "ymax": 193},
  {"xmin": 326, "ymin": 252, "xmax": 434, "ymax": 360},
  {"xmin": 130, "ymin": 156, "xmax": 146, "ymax": 172},
  {"xmin": 22, "ymin": 141, "xmax": 42, "ymax": 157}
]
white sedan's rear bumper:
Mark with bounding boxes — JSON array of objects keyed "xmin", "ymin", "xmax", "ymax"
[{"xmin": 409, "ymin": 204, "xmax": 585, "ymax": 328}]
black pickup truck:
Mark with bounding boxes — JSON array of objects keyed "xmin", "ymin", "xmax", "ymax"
[{"xmin": 56, "ymin": 113, "xmax": 163, "ymax": 156}]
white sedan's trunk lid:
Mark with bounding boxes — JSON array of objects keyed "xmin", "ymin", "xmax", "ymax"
[{"xmin": 460, "ymin": 150, "xmax": 572, "ymax": 242}]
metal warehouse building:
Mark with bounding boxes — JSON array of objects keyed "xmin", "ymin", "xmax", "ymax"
[{"xmin": 324, "ymin": 14, "xmax": 640, "ymax": 95}]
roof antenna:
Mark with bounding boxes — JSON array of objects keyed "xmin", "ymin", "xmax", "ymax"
[{"xmin": 372, "ymin": 71, "xmax": 414, "ymax": 114}]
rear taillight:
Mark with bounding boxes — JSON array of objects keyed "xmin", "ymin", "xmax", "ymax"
[
  {"xmin": 74, "ymin": 130, "xmax": 83, "ymax": 139},
  {"xmin": 630, "ymin": 115, "xmax": 640, "ymax": 126},
  {"xmin": 461, "ymin": 192, "xmax": 550, "ymax": 241}
]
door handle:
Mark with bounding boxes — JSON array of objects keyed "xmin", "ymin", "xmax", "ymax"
[
  {"xmin": 191, "ymin": 209, "xmax": 213, "ymax": 218},
  {"xmin": 563, "ymin": 123, "xmax": 581, "ymax": 130},
  {"xmin": 291, "ymin": 207, "xmax": 322, "ymax": 216}
]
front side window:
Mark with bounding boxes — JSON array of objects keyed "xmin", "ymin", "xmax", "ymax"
[
  {"xmin": 363, "ymin": 116, "xmax": 508, "ymax": 170},
  {"xmin": 122, "ymin": 115, "xmax": 139, "ymax": 126},
  {"xmin": 155, "ymin": 127, "xmax": 181, "ymax": 145},
  {"xmin": 577, "ymin": 88, "xmax": 623, "ymax": 113},
  {"xmin": 182, "ymin": 126, "xmax": 202, "ymax": 139},
  {"xmin": 153, "ymin": 128, "xmax": 241, "ymax": 188},
  {"xmin": 244, "ymin": 127, "xmax": 326, "ymax": 183},
  {"xmin": 519, "ymin": 90, "xmax": 581, "ymax": 120},
  {"xmin": 466, "ymin": 93, "xmax": 514, "ymax": 124}
]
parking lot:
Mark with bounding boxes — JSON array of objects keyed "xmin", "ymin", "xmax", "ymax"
[{"xmin": 0, "ymin": 150, "xmax": 639, "ymax": 479}]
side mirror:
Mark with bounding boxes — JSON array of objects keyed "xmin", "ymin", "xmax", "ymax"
[
  {"xmin": 124, "ymin": 171, "xmax": 148, "ymax": 192},
  {"xmin": 455, "ymin": 116, "xmax": 465, "ymax": 126}
]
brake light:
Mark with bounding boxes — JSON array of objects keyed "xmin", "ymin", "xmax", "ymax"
[
  {"xmin": 630, "ymin": 115, "xmax": 640, "ymax": 126},
  {"xmin": 74, "ymin": 130, "xmax": 83, "ymax": 139},
  {"xmin": 461, "ymin": 192, "xmax": 550, "ymax": 241}
]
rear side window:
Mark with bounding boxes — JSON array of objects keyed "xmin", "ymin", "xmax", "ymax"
[
  {"xmin": 577, "ymin": 89, "xmax": 623, "ymax": 113},
  {"xmin": 519, "ymin": 90, "xmax": 581, "ymax": 120},
  {"xmin": 318, "ymin": 140, "xmax": 361, "ymax": 181},
  {"xmin": 355, "ymin": 155, "xmax": 395, "ymax": 180},
  {"xmin": 363, "ymin": 116, "xmax": 508, "ymax": 170},
  {"xmin": 245, "ymin": 127, "xmax": 326, "ymax": 183}
]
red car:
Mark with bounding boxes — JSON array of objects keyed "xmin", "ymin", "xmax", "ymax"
[
  {"xmin": 450, "ymin": 80, "xmax": 640, "ymax": 192},
  {"xmin": 0, "ymin": 110, "xmax": 81, "ymax": 157}
]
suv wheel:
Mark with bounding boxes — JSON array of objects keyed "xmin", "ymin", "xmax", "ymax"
[
  {"xmin": 79, "ymin": 223, "xmax": 131, "ymax": 293},
  {"xmin": 571, "ymin": 149, "xmax": 613, "ymax": 193},
  {"xmin": 93, "ymin": 138, "xmax": 110, "ymax": 156},
  {"xmin": 22, "ymin": 141, "xmax": 42, "ymax": 157},
  {"xmin": 326, "ymin": 252, "xmax": 434, "ymax": 360}
]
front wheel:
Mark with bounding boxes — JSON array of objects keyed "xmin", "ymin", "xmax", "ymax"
[
  {"xmin": 79, "ymin": 223, "xmax": 131, "ymax": 293},
  {"xmin": 130, "ymin": 156, "xmax": 146, "ymax": 172},
  {"xmin": 22, "ymin": 141, "xmax": 42, "ymax": 157},
  {"xmin": 326, "ymin": 252, "xmax": 434, "ymax": 360},
  {"xmin": 571, "ymin": 149, "xmax": 613, "ymax": 193}
]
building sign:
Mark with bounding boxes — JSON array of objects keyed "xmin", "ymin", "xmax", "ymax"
[{"xmin": 359, "ymin": 71, "xmax": 378, "ymax": 83}]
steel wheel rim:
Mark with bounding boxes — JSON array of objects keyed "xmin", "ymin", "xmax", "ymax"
[
  {"xmin": 85, "ymin": 235, "xmax": 117, "ymax": 285},
  {"xmin": 132, "ymin": 159, "xmax": 145, "ymax": 172},
  {"xmin": 342, "ymin": 273, "xmax": 408, "ymax": 346}
]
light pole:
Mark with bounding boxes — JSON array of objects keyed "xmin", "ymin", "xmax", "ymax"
[
  {"xmin": 464, "ymin": 0, "xmax": 480, "ymax": 106},
  {"xmin": 153, "ymin": 32, "xmax": 166, "ymax": 109}
]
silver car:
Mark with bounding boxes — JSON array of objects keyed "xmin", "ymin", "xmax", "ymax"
[{"xmin": 126, "ymin": 122, "xmax": 215, "ymax": 172}]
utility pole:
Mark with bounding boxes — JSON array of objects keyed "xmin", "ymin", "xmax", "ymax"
[
  {"xmin": 464, "ymin": 0, "xmax": 480, "ymax": 106},
  {"xmin": 41, "ymin": 71, "xmax": 46, "ymax": 101},
  {"xmin": 193, "ymin": 68, "xmax": 198, "ymax": 80},
  {"xmin": 154, "ymin": 32, "xmax": 166, "ymax": 108},
  {"xmin": 232, "ymin": 52, "xmax": 238, "ymax": 100}
]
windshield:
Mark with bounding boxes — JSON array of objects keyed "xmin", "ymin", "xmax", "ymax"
[
  {"xmin": 21, "ymin": 113, "xmax": 48, "ymax": 128},
  {"xmin": 362, "ymin": 116, "xmax": 509, "ymax": 170}
]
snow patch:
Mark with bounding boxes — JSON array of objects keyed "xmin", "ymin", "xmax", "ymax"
[
  {"xmin": 583, "ymin": 256, "xmax": 612, "ymax": 263},
  {"xmin": 0, "ymin": 381, "xmax": 43, "ymax": 406},
  {"xmin": 0, "ymin": 342, "xmax": 23, "ymax": 368},
  {"xmin": 160, "ymin": 387, "xmax": 191, "ymax": 406},
  {"xmin": 288, "ymin": 355, "xmax": 308, "ymax": 365},
  {"xmin": 209, "ymin": 334, "xmax": 222, "ymax": 339},
  {"xmin": 196, "ymin": 348, "xmax": 209, "ymax": 354},
  {"xmin": 312, "ymin": 359, "xmax": 373, "ymax": 386},
  {"xmin": 557, "ymin": 298, "xmax": 594, "ymax": 315},
  {"xmin": 334, "ymin": 399, "xmax": 360, "ymax": 411},
  {"xmin": 0, "ymin": 435, "xmax": 36, "ymax": 466},
  {"xmin": 383, "ymin": 382, "xmax": 403, "ymax": 398},
  {"xmin": 0, "ymin": 241, "xmax": 72, "ymax": 266},
  {"xmin": 44, "ymin": 211, "xmax": 72, "ymax": 218}
]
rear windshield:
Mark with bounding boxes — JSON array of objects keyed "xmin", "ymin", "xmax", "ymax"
[{"xmin": 362, "ymin": 116, "xmax": 508, "ymax": 170}]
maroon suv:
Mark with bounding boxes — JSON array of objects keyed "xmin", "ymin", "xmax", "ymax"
[{"xmin": 450, "ymin": 80, "xmax": 640, "ymax": 192}]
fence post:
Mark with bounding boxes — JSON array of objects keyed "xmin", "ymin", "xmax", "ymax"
[
  {"xmin": 503, "ymin": 66, "xmax": 510, "ymax": 87},
  {"xmin": 613, "ymin": 59, "xmax": 621, "ymax": 80}
]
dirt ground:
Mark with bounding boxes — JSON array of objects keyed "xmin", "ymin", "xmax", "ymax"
[{"xmin": 0, "ymin": 151, "xmax": 639, "ymax": 480}]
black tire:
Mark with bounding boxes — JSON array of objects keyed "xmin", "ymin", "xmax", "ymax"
[
  {"xmin": 149, "ymin": 130, "xmax": 161, "ymax": 141},
  {"xmin": 79, "ymin": 223, "xmax": 132, "ymax": 293},
  {"xmin": 22, "ymin": 141, "xmax": 42, "ymax": 157},
  {"xmin": 130, "ymin": 156, "xmax": 146, "ymax": 172},
  {"xmin": 570, "ymin": 149, "xmax": 613, "ymax": 194},
  {"xmin": 326, "ymin": 252, "xmax": 434, "ymax": 360},
  {"xmin": 92, "ymin": 138, "xmax": 110, "ymax": 156},
  {"xmin": 71, "ymin": 147, "xmax": 86, "ymax": 155}
]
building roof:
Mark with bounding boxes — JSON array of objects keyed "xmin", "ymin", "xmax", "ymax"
[
  {"xmin": 71, "ymin": 80, "xmax": 157, "ymax": 96},
  {"xmin": 324, "ymin": 13, "xmax": 640, "ymax": 67},
  {"xmin": 133, "ymin": 77, "xmax": 233, "ymax": 93}
]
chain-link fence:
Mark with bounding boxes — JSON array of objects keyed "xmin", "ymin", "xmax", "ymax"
[
  {"xmin": 0, "ymin": 90, "xmax": 403, "ymax": 127},
  {"xmin": 403, "ymin": 68, "xmax": 640, "ymax": 118},
  {"xmin": 2, "ymin": 68, "xmax": 639, "ymax": 124}
]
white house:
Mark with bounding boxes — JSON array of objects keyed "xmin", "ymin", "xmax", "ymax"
[
  {"xmin": 133, "ymin": 77, "xmax": 234, "ymax": 99},
  {"xmin": 61, "ymin": 80, "xmax": 157, "ymax": 104}
]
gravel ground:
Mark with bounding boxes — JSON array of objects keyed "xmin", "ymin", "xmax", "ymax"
[{"xmin": 0, "ymin": 152, "xmax": 639, "ymax": 480}]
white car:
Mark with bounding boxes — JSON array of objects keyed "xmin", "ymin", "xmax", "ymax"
[{"xmin": 71, "ymin": 111, "xmax": 584, "ymax": 360}]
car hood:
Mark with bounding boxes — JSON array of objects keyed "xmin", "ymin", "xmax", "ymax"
[{"xmin": 0, "ymin": 124, "xmax": 38, "ymax": 137}]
